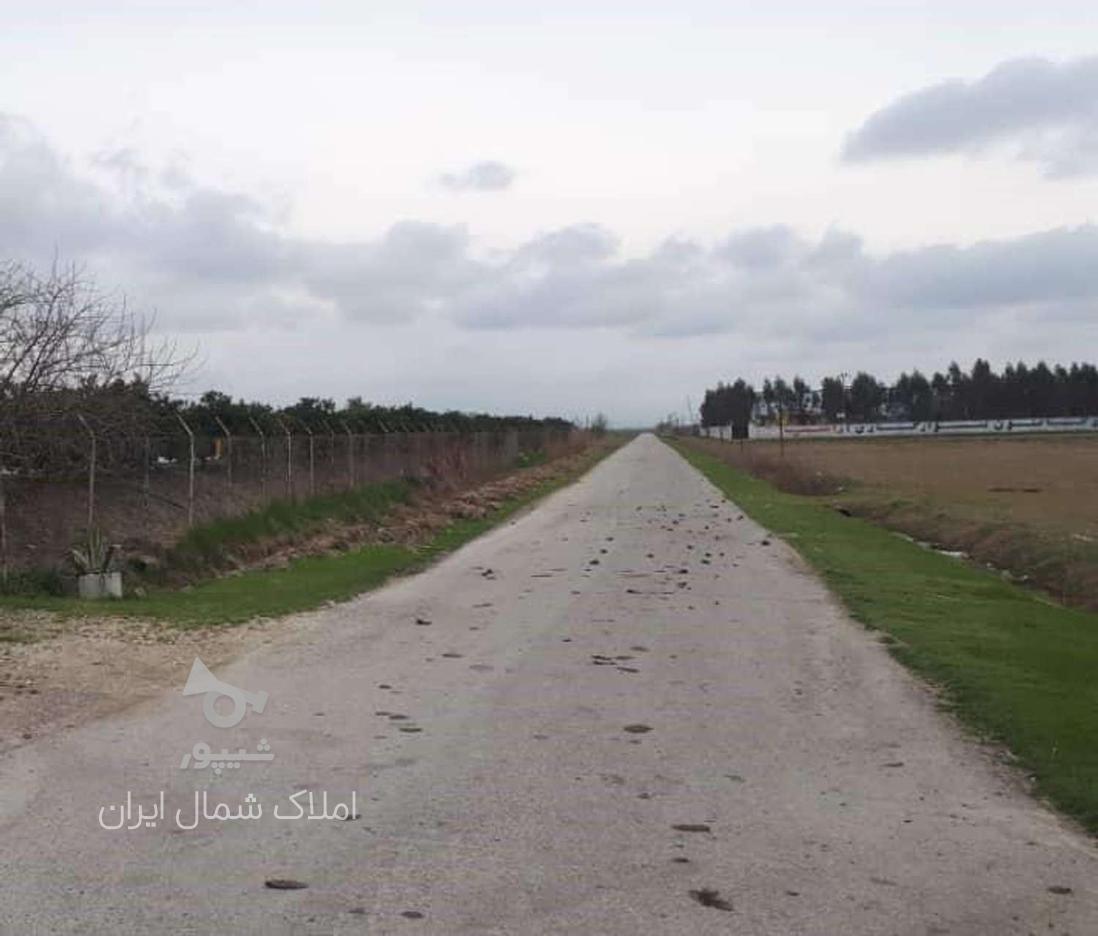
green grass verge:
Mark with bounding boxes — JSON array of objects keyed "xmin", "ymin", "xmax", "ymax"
[
  {"xmin": 0, "ymin": 441, "xmax": 619, "ymax": 629},
  {"xmin": 671, "ymin": 437, "xmax": 1098, "ymax": 834},
  {"xmin": 169, "ymin": 478, "xmax": 416, "ymax": 571},
  {"xmin": 514, "ymin": 449, "xmax": 549, "ymax": 469}
]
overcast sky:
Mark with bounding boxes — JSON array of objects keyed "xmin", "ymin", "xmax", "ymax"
[{"xmin": 2, "ymin": 1, "xmax": 1097, "ymax": 425}]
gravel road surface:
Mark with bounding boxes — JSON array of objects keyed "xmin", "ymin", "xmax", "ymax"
[{"xmin": 1, "ymin": 433, "xmax": 1095, "ymax": 934}]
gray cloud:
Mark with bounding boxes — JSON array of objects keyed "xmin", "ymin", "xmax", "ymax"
[
  {"xmin": 437, "ymin": 160, "xmax": 516, "ymax": 192},
  {"xmin": 843, "ymin": 56, "xmax": 1098, "ymax": 177},
  {"xmin": 2, "ymin": 112, "xmax": 1097, "ymax": 356},
  {"xmin": 717, "ymin": 226, "xmax": 801, "ymax": 268},
  {"xmin": 866, "ymin": 225, "xmax": 1098, "ymax": 311},
  {"xmin": 298, "ymin": 222, "xmax": 481, "ymax": 323}
]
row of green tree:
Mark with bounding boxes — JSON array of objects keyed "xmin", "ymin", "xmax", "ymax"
[
  {"xmin": 174, "ymin": 390, "xmax": 572, "ymax": 438},
  {"xmin": 2, "ymin": 379, "xmax": 574, "ymax": 475},
  {"xmin": 700, "ymin": 359, "xmax": 1098, "ymax": 427}
]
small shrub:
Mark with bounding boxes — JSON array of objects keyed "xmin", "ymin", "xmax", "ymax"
[
  {"xmin": 515, "ymin": 449, "xmax": 548, "ymax": 469},
  {"xmin": 70, "ymin": 527, "xmax": 120, "ymax": 575},
  {"xmin": 0, "ymin": 566, "xmax": 67, "ymax": 597}
]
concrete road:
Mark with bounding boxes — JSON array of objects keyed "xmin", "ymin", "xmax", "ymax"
[{"xmin": 1, "ymin": 433, "xmax": 1095, "ymax": 934}]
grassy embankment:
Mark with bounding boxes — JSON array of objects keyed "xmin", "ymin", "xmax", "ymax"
[
  {"xmin": 0, "ymin": 440, "xmax": 621, "ymax": 630},
  {"xmin": 671, "ymin": 437, "xmax": 1098, "ymax": 835}
]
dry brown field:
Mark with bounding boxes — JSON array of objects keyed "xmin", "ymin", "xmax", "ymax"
[
  {"xmin": 692, "ymin": 433, "xmax": 1098, "ymax": 608},
  {"xmin": 740, "ymin": 434, "xmax": 1098, "ymax": 537}
]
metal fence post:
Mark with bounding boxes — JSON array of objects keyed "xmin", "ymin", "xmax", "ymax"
[
  {"xmin": 323, "ymin": 419, "xmax": 336, "ymax": 472},
  {"xmin": 303, "ymin": 422, "xmax": 316, "ymax": 497},
  {"xmin": 175, "ymin": 413, "xmax": 196, "ymax": 527},
  {"xmin": 778, "ymin": 401, "xmax": 786, "ymax": 456},
  {"xmin": 356, "ymin": 422, "xmax": 369, "ymax": 483},
  {"xmin": 341, "ymin": 420, "xmax": 354, "ymax": 489},
  {"xmin": 0, "ymin": 469, "xmax": 7, "ymax": 585},
  {"xmin": 214, "ymin": 416, "xmax": 233, "ymax": 487},
  {"xmin": 247, "ymin": 416, "xmax": 267, "ymax": 499},
  {"xmin": 376, "ymin": 420, "xmax": 390, "ymax": 480},
  {"xmin": 75, "ymin": 414, "xmax": 96, "ymax": 529},
  {"xmin": 276, "ymin": 416, "xmax": 293, "ymax": 500},
  {"xmin": 143, "ymin": 435, "xmax": 151, "ymax": 526},
  {"xmin": 322, "ymin": 419, "xmax": 336, "ymax": 492}
]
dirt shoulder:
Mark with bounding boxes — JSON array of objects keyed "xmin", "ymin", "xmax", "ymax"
[{"xmin": 0, "ymin": 613, "xmax": 281, "ymax": 754}]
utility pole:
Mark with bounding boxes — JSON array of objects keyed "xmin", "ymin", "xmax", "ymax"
[{"xmin": 839, "ymin": 371, "xmax": 850, "ymax": 432}]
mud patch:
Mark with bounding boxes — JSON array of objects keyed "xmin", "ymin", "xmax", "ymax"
[{"xmin": 690, "ymin": 888, "xmax": 733, "ymax": 911}]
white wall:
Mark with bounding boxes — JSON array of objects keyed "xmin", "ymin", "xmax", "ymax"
[{"xmin": 701, "ymin": 416, "xmax": 1098, "ymax": 441}]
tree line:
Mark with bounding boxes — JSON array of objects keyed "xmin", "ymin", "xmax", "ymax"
[
  {"xmin": 700, "ymin": 359, "xmax": 1098, "ymax": 428},
  {"xmin": 0, "ymin": 260, "xmax": 572, "ymax": 475}
]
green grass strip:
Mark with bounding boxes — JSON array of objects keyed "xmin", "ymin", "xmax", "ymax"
[
  {"xmin": 670, "ymin": 437, "xmax": 1098, "ymax": 834},
  {"xmin": 170, "ymin": 478, "xmax": 416, "ymax": 570}
]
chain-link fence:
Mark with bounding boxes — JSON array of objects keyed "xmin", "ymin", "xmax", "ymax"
[{"xmin": 0, "ymin": 416, "xmax": 582, "ymax": 577}]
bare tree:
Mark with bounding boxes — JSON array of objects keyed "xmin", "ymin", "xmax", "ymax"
[
  {"xmin": 0, "ymin": 260, "xmax": 192, "ymax": 475},
  {"xmin": 0, "ymin": 260, "xmax": 188, "ymax": 400}
]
